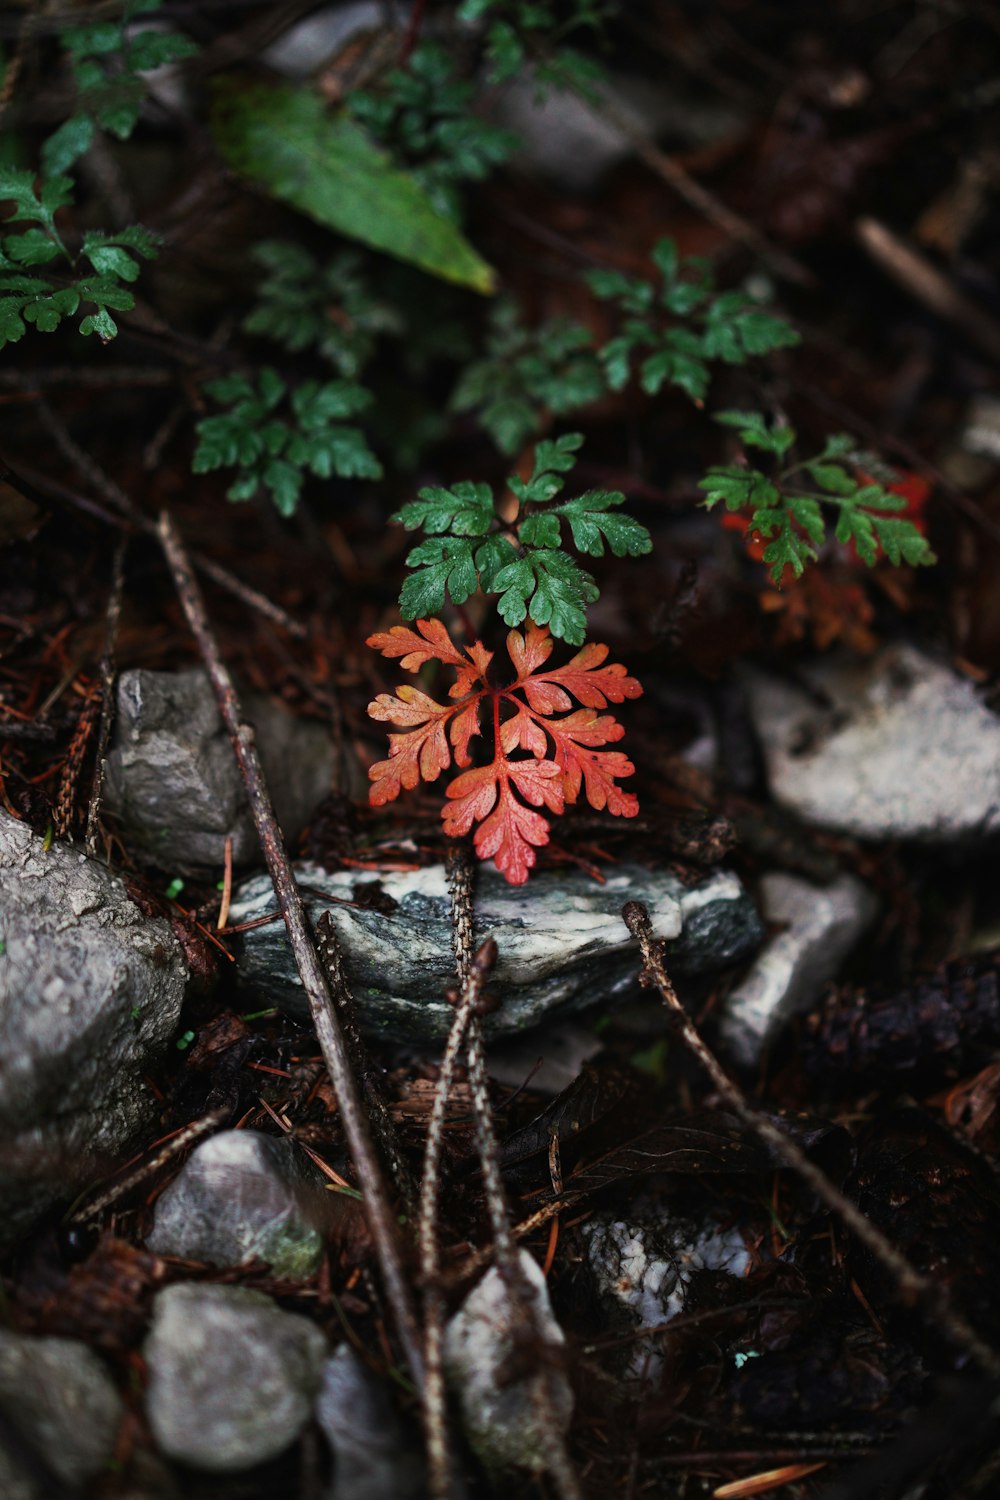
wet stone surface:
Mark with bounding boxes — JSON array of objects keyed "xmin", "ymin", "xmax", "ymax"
[
  {"xmin": 0, "ymin": 810, "xmax": 189, "ymax": 1248},
  {"xmin": 144, "ymin": 1283, "xmax": 327, "ymax": 1472},
  {"xmin": 229, "ymin": 862, "xmax": 764, "ymax": 1042},
  {"xmin": 444, "ymin": 1250, "xmax": 573, "ymax": 1473},
  {"xmin": 0, "ymin": 1329, "xmax": 123, "ymax": 1496},
  {"xmin": 744, "ymin": 645, "xmax": 1000, "ymax": 841},
  {"xmin": 583, "ymin": 1205, "xmax": 752, "ymax": 1382},
  {"xmin": 316, "ymin": 1345, "xmax": 423, "ymax": 1500},
  {"xmin": 146, "ymin": 1130, "xmax": 327, "ymax": 1279},
  {"xmin": 719, "ymin": 871, "xmax": 877, "ymax": 1067},
  {"xmin": 104, "ymin": 667, "xmax": 334, "ymax": 875}
]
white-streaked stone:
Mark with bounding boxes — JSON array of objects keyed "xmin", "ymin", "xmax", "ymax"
[{"xmin": 719, "ymin": 872, "xmax": 877, "ymax": 1067}]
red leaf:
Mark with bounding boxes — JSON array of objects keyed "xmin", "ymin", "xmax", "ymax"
[
  {"xmin": 366, "ymin": 619, "xmax": 470, "ymax": 673},
  {"xmin": 444, "ymin": 759, "xmax": 564, "ymax": 885},
  {"xmin": 367, "ymin": 619, "xmax": 642, "ymax": 883}
]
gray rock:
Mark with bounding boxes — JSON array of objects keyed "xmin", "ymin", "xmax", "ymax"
[
  {"xmin": 0, "ymin": 1329, "xmax": 122, "ymax": 1488},
  {"xmin": 490, "ymin": 70, "xmax": 743, "ymax": 193},
  {"xmin": 146, "ymin": 1130, "xmax": 326, "ymax": 1278},
  {"xmin": 0, "ymin": 811, "xmax": 189, "ymax": 1247},
  {"xmin": 145, "ymin": 1284, "xmax": 327, "ymax": 1471},
  {"xmin": 444, "ymin": 1250, "xmax": 573, "ymax": 1473},
  {"xmin": 719, "ymin": 872, "xmax": 877, "ymax": 1068},
  {"xmin": 486, "ymin": 1022, "xmax": 604, "ymax": 1095},
  {"xmin": 103, "ymin": 668, "xmax": 333, "ymax": 874},
  {"xmin": 262, "ymin": 3, "xmax": 383, "ymax": 78},
  {"xmin": 582, "ymin": 1207, "xmax": 751, "ymax": 1382},
  {"xmin": 317, "ymin": 1345, "xmax": 423, "ymax": 1500},
  {"xmin": 745, "ymin": 646, "xmax": 1000, "ymax": 840},
  {"xmin": 229, "ymin": 862, "xmax": 762, "ymax": 1043}
]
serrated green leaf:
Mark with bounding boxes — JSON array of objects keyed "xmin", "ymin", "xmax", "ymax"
[
  {"xmin": 127, "ymin": 28, "xmax": 199, "ymax": 72},
  {"xmin": 474, "ymin": 534, "xmax": 517, "ymax": 592},
  {"xmin": 291, "ymin": 378, "xmax": 372, "ymax": 427},
  {"xmin": 834, "ymin": 506, "xmax": 877, "ymax": 565},
  {"xmin": 532, "ymin": 431, "xmax": 584, "ymax": 474},
  {"xmin": 524, "ymin": 550, "xmax": 599, "ymax": 646},
  {"xmin": 803, "ymin": 461, "xmax": 857, "ymax": 496},
  {"xmin": 714, "ymin": 410, "xmax": 795, "ymax": 456},
  {"xmin": 555, "ymin": 489, "xmax": 652, "ymax": 558},
  {"xmin": 22, "ymin": 286, "xmax": 80, "ymax": 332},
  {"xmin": 598, "ymin": 333, "xmax": 637, "ymax": 392},
  {"xmin": 226, "ymin": 472, "xmax": 260, "ymax": 502},
  {"xmin": 63, "ymin": 22, "xmax": 124, "ymax": 60},
  {"xmin": 785, "ymin": 495, "xmax": 825, "ymax": 547},
  {"xmin": 203, "ymin": 374, "xmax": 255, "ymax": 405},
  {"xmin": 650, "ymin": 238, "xmax": 678, "ymax": 285},
  {"xmin": 41, "ymin": 114, "xmax": 95, "ymax": 175},
  {"xmin": 262, "ymin": 458, "xmax": 302, "ymax": 516},
  {"xmin": 0, "ymin": 170, "xmax": 73, "ymax": 238},
  {"xmin": 75, "ymin": 277, "xmax": 136, "ymax": 312},
  {"xmin": 585, "ymin": 268, "xmax": 637, "ymax": 301},
  {"xmin": 518, "ymin": 512, "xmax": 562, "ymax": 548},
  {"xmin": 286, "ymin": 425, "xmax": 381, "ymax": 480},
  {"xmin": 400, "ymin": 536, "xmax": 479, "ymax": 616},
  {"xmin": 869, "ymin": 516, "xmax": 937, "ymax": 567},
  {"xmin": 3, "ymin": 230, "xmax": 61, "ymax": 267},
  {"xmin": 639, "ymin": 336, "xmax": 708, "ymax": 401},
  {"xmin": 852, "ymin": 484, "xmax": 908, "ymax": 512},
  {"xmin": 698, "ymin": 467, "xmax": 780, "ymax": 512},
  {"xmin": 0, "ymin": 300, "xmax": 27, "ymax": 347},
  {"xmin": 78, "ymin": 306, "xmax": 119, "ymax": 340},
  {"xmin": 493, "ymin": 555, "xmax": 535, "ymax": 626},
  {"xmin": 210, "ymin": 82, "xmax": 496, "ymax": 294},
  {"xmin": 394, "ymin": 481, "xmax": 495, "ymax": 536},
  {"xmin": 662, "ymin": 278, "xmax": 709, "ymax": 316}
]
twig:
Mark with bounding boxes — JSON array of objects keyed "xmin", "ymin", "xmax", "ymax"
[
  {"xmin": 3, "ymin": 431, "xmax": 307, "ymax": 639},
  {"xmin": 577, "ymin": 83, "xmax": 814, "ymax": 288},
  {"xmin": 86, "ymin": 536, "xmax": 126, "ymax": 854},
  {"xmin": 418, "ymin": 921, "xmax": 495, "ymax": 1498},
  {"xmin": 856, "ymin": 217, "xmax": 1000, "ymax": 363},
  {"xmin": 65, "ymin": 1107, "xmax": 229, "ymax": 1227},
  {"xmin": 217, "ymin": 834, "xmax": 234, "ymax": 930},
  {"xmin": 315, "ymin": 910, "xmax": 418, "ymax": 1215},
  {"xmin": 621, "ymin": 900, "xmax": 1000, "ymax": 1381},
  {"xmin": 449, "ymin": 848, "xmax": 583, "ymax": 1500},
  {"xmin": 157, "ymin": 509, "xmax": 424, "ymax": 1391}
]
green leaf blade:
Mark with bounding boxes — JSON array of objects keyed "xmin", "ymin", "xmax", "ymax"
[{"xmin": 210, "ymin": 83, "xmax": 497, "ymax": 295}]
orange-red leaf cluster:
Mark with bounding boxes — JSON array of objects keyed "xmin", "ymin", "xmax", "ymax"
[{"xmin": 366, "ymin": 619, "xmax": 643, "ymax": 884}]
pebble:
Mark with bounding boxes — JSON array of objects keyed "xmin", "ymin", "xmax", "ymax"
[
  {"xmin": 146, "ymin": 1130, "xmax": 326, "ymax": 1279},
  {"xmin": 0, "ymin": 1330, "xmax": 122, "ymax": 1492},
  {"xmin": 744, "ymin": 645, "xmax": 1000, "ymax": 841},
  {"xmin": 145, "ymin": 1284, "xmax": 327, "ymax": 1471},
  {"xmin": 103, "ymin": 668, "xmax": 333, "ymax": 874},
  {"xmin": 444, "ymin": 1250, "xmax": 573, "ymax": 1472},
  {"xmin": 719, "ymin": 872, "xmax": 877, "ymax": 1067}
]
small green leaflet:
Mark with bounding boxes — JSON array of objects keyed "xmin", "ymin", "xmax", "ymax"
[
  {"xmin": 554, "ymin": 490, "xmax": 653, "ymax": 558},
  {"xmin": 493, "ymin": 549, "xmax": 599, "ymax": 647},
  {"xmin": 400, "ymin": 536, "xmax": 480, "ymax": 616},
  {"xmin": 699, "ymin": 413, "xmax": 936, "ymax": 584},
  {"xmin": 391, "ymin": 432, "xmax": 648, "ymax": 642},
  {"xmin": 210, "ymin": 83, "xmax": 496, "ymax": 295},
  {"xmin": 393, "ymin": 481, "xmax": 494, "ymax": 536},
  {"xmin": 193, "ymin": 370, "xmax": 381, "ymax": 515},
  {"xmin": 586, "ymin": 238, "xmax": 798, "ymax": 405}
]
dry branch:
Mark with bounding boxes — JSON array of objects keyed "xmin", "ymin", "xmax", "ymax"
[
  {"xmin": 621, "ymin": 899, "xmax": 1000, "ymax": 1382},
  {"xmin": 157, "ymin": 508, "xmax": 424, "ymax": 1390}
]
